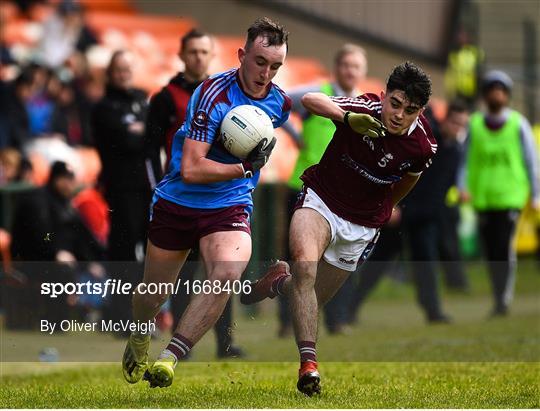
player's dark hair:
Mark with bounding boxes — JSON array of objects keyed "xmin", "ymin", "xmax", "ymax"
[
  {"xmin": 245, "ymin": 17, "xmax": 289, "ymax": 51},
  {"xmin": 180, "ymin": 29, "xmax": 211, "ymax": 53},
  {"xmin": 386, "ymin": 61, "xmax": 432, "ymax": 107}
]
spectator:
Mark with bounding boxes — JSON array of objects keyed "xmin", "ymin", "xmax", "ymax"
[
  {"xmin": 444, "ymin": 27, "xmax": 484, "ymax": 109},
  {"xmin": 72, "ymin": 186, "xmax": 110, "ymax": 255},
  {"xmin": 279, "ymin": 44, "xmax": 368, "ymax": 335},
  {"xmin": 51, "ymin": 79, "xmax": 94, "ymax": 146},
  {"xmin": 0, "ymin": 81, "xmax": 9, "ymax": 149},
  {"xmin": 0, "ymin": 46, "xmax": 19, "ymax": 147},
  {"xmin": 0, "ymin": 150, "xmax": 33, "ymax": 186},
  {"xmin": 1, "ymin": 67, "xmax": 36, "ymax": 149},
  {"xmin": 16, "ymin": 157, "xmax": 33, "ymax": 183},
  {"xmin": 9, "ymin": 161, "xmax": 103, "ymax": 327},
  {"xmin": 93, "ymin": 49, "xmax": 150, "ymax": 262},
  {"xmin": 25, "ymin": 64, "xmax": 56, "ymax": 138},
  {"xmin": 459, "ymin": 70, "xmax": 539, "ymax": 316},
  {"xmin": 61, "ymin": 52, "xmax": 104, "ymax": 105},
  {"xmin": 398, "ymin": 101, "xmax": 471, "ymax": 321},
  {"xmin": 0, "ymin": 148, "xmax": 22, "ymax": 185},
  {"xmin": 10, "ymin": 161, "xmax": 100, "ymax": 262},
  {"xmin": 420, "ymin": 104, "xmax": 470, "ymax": 292},
  {"xmin": 92, "ymin": 50, "xmax": 149, "ymax": 329},
  {"xmin": 36, "ymin": 0, "xmax": 98, "ymax": 69}
]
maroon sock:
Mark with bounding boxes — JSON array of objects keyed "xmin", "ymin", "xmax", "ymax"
[
  {"xmin": 161, "ymin": 333, "xmax": 193, "ymax": 361},
  {"xmin": 298, "ymin": 340, "xmax": 317, "ymax": 363}
]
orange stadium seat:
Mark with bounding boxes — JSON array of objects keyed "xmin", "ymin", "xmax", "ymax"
[
  {"xmin": 75, "ymin": 147, "xmax": 102, "ymax": 186},
  {"xmin": 85, "ymin": 11, "xmax": 196, "ymax": 39},
  {"xmin": 148, "ymin": 35, "xmax": 183, "ymax": 57},
  {"xmin": 0, "ymin": 1, "xmax": 19, "ymax": 24},
  {"xmin": 79, "ymin": 0, "xmax": 135, "ymax": 14},
  {"xmin": 26, "ymin": 2, "xmax": 55, "ymax": 22},
  {"xmin": 2, "ymin": 18, "xmax": 41, "ymax": 47},
  {"xmin": 213, "ymin": 36, "xmax": 244, "ymax": 72},
  {"xmin": 27, "ymin": 152, "xmax": 50, "ymax": 186},
  {"xmin": 278, "ymin": 58, "xmax": 327, "ymax": 89}
]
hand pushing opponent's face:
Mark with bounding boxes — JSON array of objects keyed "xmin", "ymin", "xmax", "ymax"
[
  {"xmin": 238, "ymin": 36, "xmax": 287, "ymax": 98},
  {"xmin": 380, "ymin": 90, "xmax": 424, "ymax": 136}
]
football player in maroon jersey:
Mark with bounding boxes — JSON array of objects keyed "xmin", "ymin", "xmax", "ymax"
[{"xmin": 241, "ymin": 62, "xmax": 436, "ymax": 396}]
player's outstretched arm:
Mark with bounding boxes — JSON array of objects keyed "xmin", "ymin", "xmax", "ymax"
[
  {"xmin": 301, "ymin": 92, "xmax": 386, "ymax": 138},
  {"xmin": 301, "ymin": 92, "xmax": 345, "ymax": 122},
  {"xmin": 181, "ymin": 138, "xmax": 244, "ymax": 184}
]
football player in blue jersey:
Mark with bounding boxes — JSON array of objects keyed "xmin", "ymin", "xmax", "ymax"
[{"xmin": 122, "ymin": 17, "xmax": 291, "ymax": 388}]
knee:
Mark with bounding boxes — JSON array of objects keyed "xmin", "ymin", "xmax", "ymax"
[
  {"xmin": 290, "ymin": 246, "xmax": 308, "ymax": 263},
  {"xmin": 290, "ymin": 246, "xmax": 319, "ymax": 272},
  {"xmin": 208, "ymin": 269, "xmax": 242, "ymax": 293},
  {"xmin": 291, "ymin": 261, "xmax": 317, "ymax": 288}
]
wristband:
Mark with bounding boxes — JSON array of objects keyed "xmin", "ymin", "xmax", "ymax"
[
  {"xmin": 241, "ymin": 162, "xmax": 254, "ymax": 179},
  {"xmin": 343, "ymin": 111, "xmax": 351, "ymax": 127}
]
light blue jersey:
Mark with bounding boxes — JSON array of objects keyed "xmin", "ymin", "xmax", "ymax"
[{"xmin": 154, "ymin": 69, "xmax": 291, "ymax": 213}]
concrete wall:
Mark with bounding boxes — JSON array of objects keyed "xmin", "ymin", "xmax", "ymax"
[
  {"xmin": 475, "ymin": 0, "xmax": 539, "ymax": 119},
  {"xmin": 263, "ymin": 0, "xmax": 453, "ymax": 60}
]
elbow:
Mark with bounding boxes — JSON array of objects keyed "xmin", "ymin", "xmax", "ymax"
[{"xmin": 301, "ymin": 92, "xmax": 317, "ymax": 109}]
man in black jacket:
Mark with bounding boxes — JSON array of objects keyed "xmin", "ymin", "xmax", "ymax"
[
  {"xmin": 144, "ymin": 29, "xmax": 243, "ymax": 358},
  {"xmin": 93, "ymin": 50, "xmax": 149, "ymax": 262},
  {"xmin": 400, "ymin": 101, "xmax": 470, "ymax": 320},
  {"xmin": 145, "ymin": 30, "xmax": 211, "ymax": 185},
  {"xmin": 92, "ymin": 50, "xmax": 149, "ymax": 328}
]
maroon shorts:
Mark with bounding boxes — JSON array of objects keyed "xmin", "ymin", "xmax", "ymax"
[{"xmin": 148, "ymin": 197, "xmax": 251, "ymax": 251}]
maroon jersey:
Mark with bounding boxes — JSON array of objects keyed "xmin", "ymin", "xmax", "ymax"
[{"xmin": 301, "ymin": 93, "xmax": 437, "ymax": 228}]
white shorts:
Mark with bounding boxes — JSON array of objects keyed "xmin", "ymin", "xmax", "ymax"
[{"xmin": 298, "ymin": 188, "xmax": 380, "ymax": 272}]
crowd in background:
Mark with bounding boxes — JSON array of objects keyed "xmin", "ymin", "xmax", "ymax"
[{"xmin": 0, "ymin": 0, "xmax": 539, "ymax": 342}]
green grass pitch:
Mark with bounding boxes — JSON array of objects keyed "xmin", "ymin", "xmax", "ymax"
[
  {"xmin": 1, "ymin": 261, "xmax": 539, "ymax": 408},
  {"xmin": 1, "ymin": 362, "xmax": 539, "ymax": 408}
]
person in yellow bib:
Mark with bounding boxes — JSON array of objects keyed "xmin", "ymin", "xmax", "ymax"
[
  {"xmin": 278, "ymin": 44, "xmax": 368, "ymax": 336},
  {"xmin": 458, "ymin": 70, "xmax": 539, "ymax": 317},
  {"xmin": 444, "ymin": 29, "xmax": 484, "ymax": 109}
]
